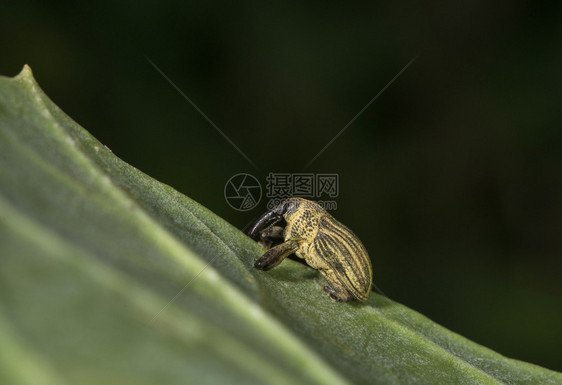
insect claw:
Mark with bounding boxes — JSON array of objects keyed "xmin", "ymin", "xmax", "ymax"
[{"xmin": 253, "ymin": 258, "xmax": 268, "ymax": 270}]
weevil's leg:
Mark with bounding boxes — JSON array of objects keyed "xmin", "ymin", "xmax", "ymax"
[
  {"xmin": 323, "ymin": 285, "xmax": 351, "ymax": 302},
  {"xmin": 301, "ymin": 250, "xmax": 352, "ymax": 301},
  {"xmin": 319, "ymin": 270, "xmax": 352, "ymax": 302},
  {"xmin": 254, "ymin": 240, "xmax": 302, "ymax": 271},
  {"xmin": 258, "ymin": 226, "xmax": 285, "ymax": 249},
  {"xmin": 262, "ymin": 225, "xmax": 284, "ymax": 239}
]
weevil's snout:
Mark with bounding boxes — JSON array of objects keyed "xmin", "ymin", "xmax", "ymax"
[{"xmin": 248, "ymin": 210, "xmax": 281, "ymax": 238}]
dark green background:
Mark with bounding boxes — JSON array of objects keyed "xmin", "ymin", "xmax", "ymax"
[{"xmin": 2, "ymin": 1, "xmax": 561, "ymax": 372}]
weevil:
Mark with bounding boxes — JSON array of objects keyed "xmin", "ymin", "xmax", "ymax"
[{"xmin": 249, "ymin": 197, "xmax": 372, "ymax": 302}]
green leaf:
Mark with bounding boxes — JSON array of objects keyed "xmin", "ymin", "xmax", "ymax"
[{"xmin": 0, "ymin": 66, "xmax": 559, "ymax": 385}]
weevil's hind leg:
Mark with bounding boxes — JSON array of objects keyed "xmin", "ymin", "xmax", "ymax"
[
  {"xmin": 254, "ymin": 240, "xmax": 301, "ymax": 271},
  {"xmin": 258, "ymin": 226, "xmax": 285, "ymax": 249},
  {"xmin": 320, "ymin": 271, "xmax": 352, "ymax": 302},
  {"xmin": 305, "ymin": 257, "xmax": 353, "ymax": 302},
  {"xmin": 323, "ymin": 285, "xmax": 351, "ymax": 302}
]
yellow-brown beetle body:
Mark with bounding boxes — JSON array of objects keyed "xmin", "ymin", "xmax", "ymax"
[{"xmin": 249, "ymin": 198, "xmax": 372, "ymax": 302}]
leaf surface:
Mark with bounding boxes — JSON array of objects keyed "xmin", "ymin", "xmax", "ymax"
[{"xmin": 0, "ymin": 67, "xmax": 560, "ymax": 385}]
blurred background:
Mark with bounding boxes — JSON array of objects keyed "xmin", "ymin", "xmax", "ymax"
[{"xmin": 2, "ymin": 0, "xmax": 560, "ymax": 372}]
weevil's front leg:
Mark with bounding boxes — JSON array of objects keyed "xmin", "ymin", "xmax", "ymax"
[
  {"xmin": 254, "ymin": 240, "xmax": 302, "ymax": 271},
  {"xmin": 258, "ymin": 226, "xmax": 285, "ymax": 249}
]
